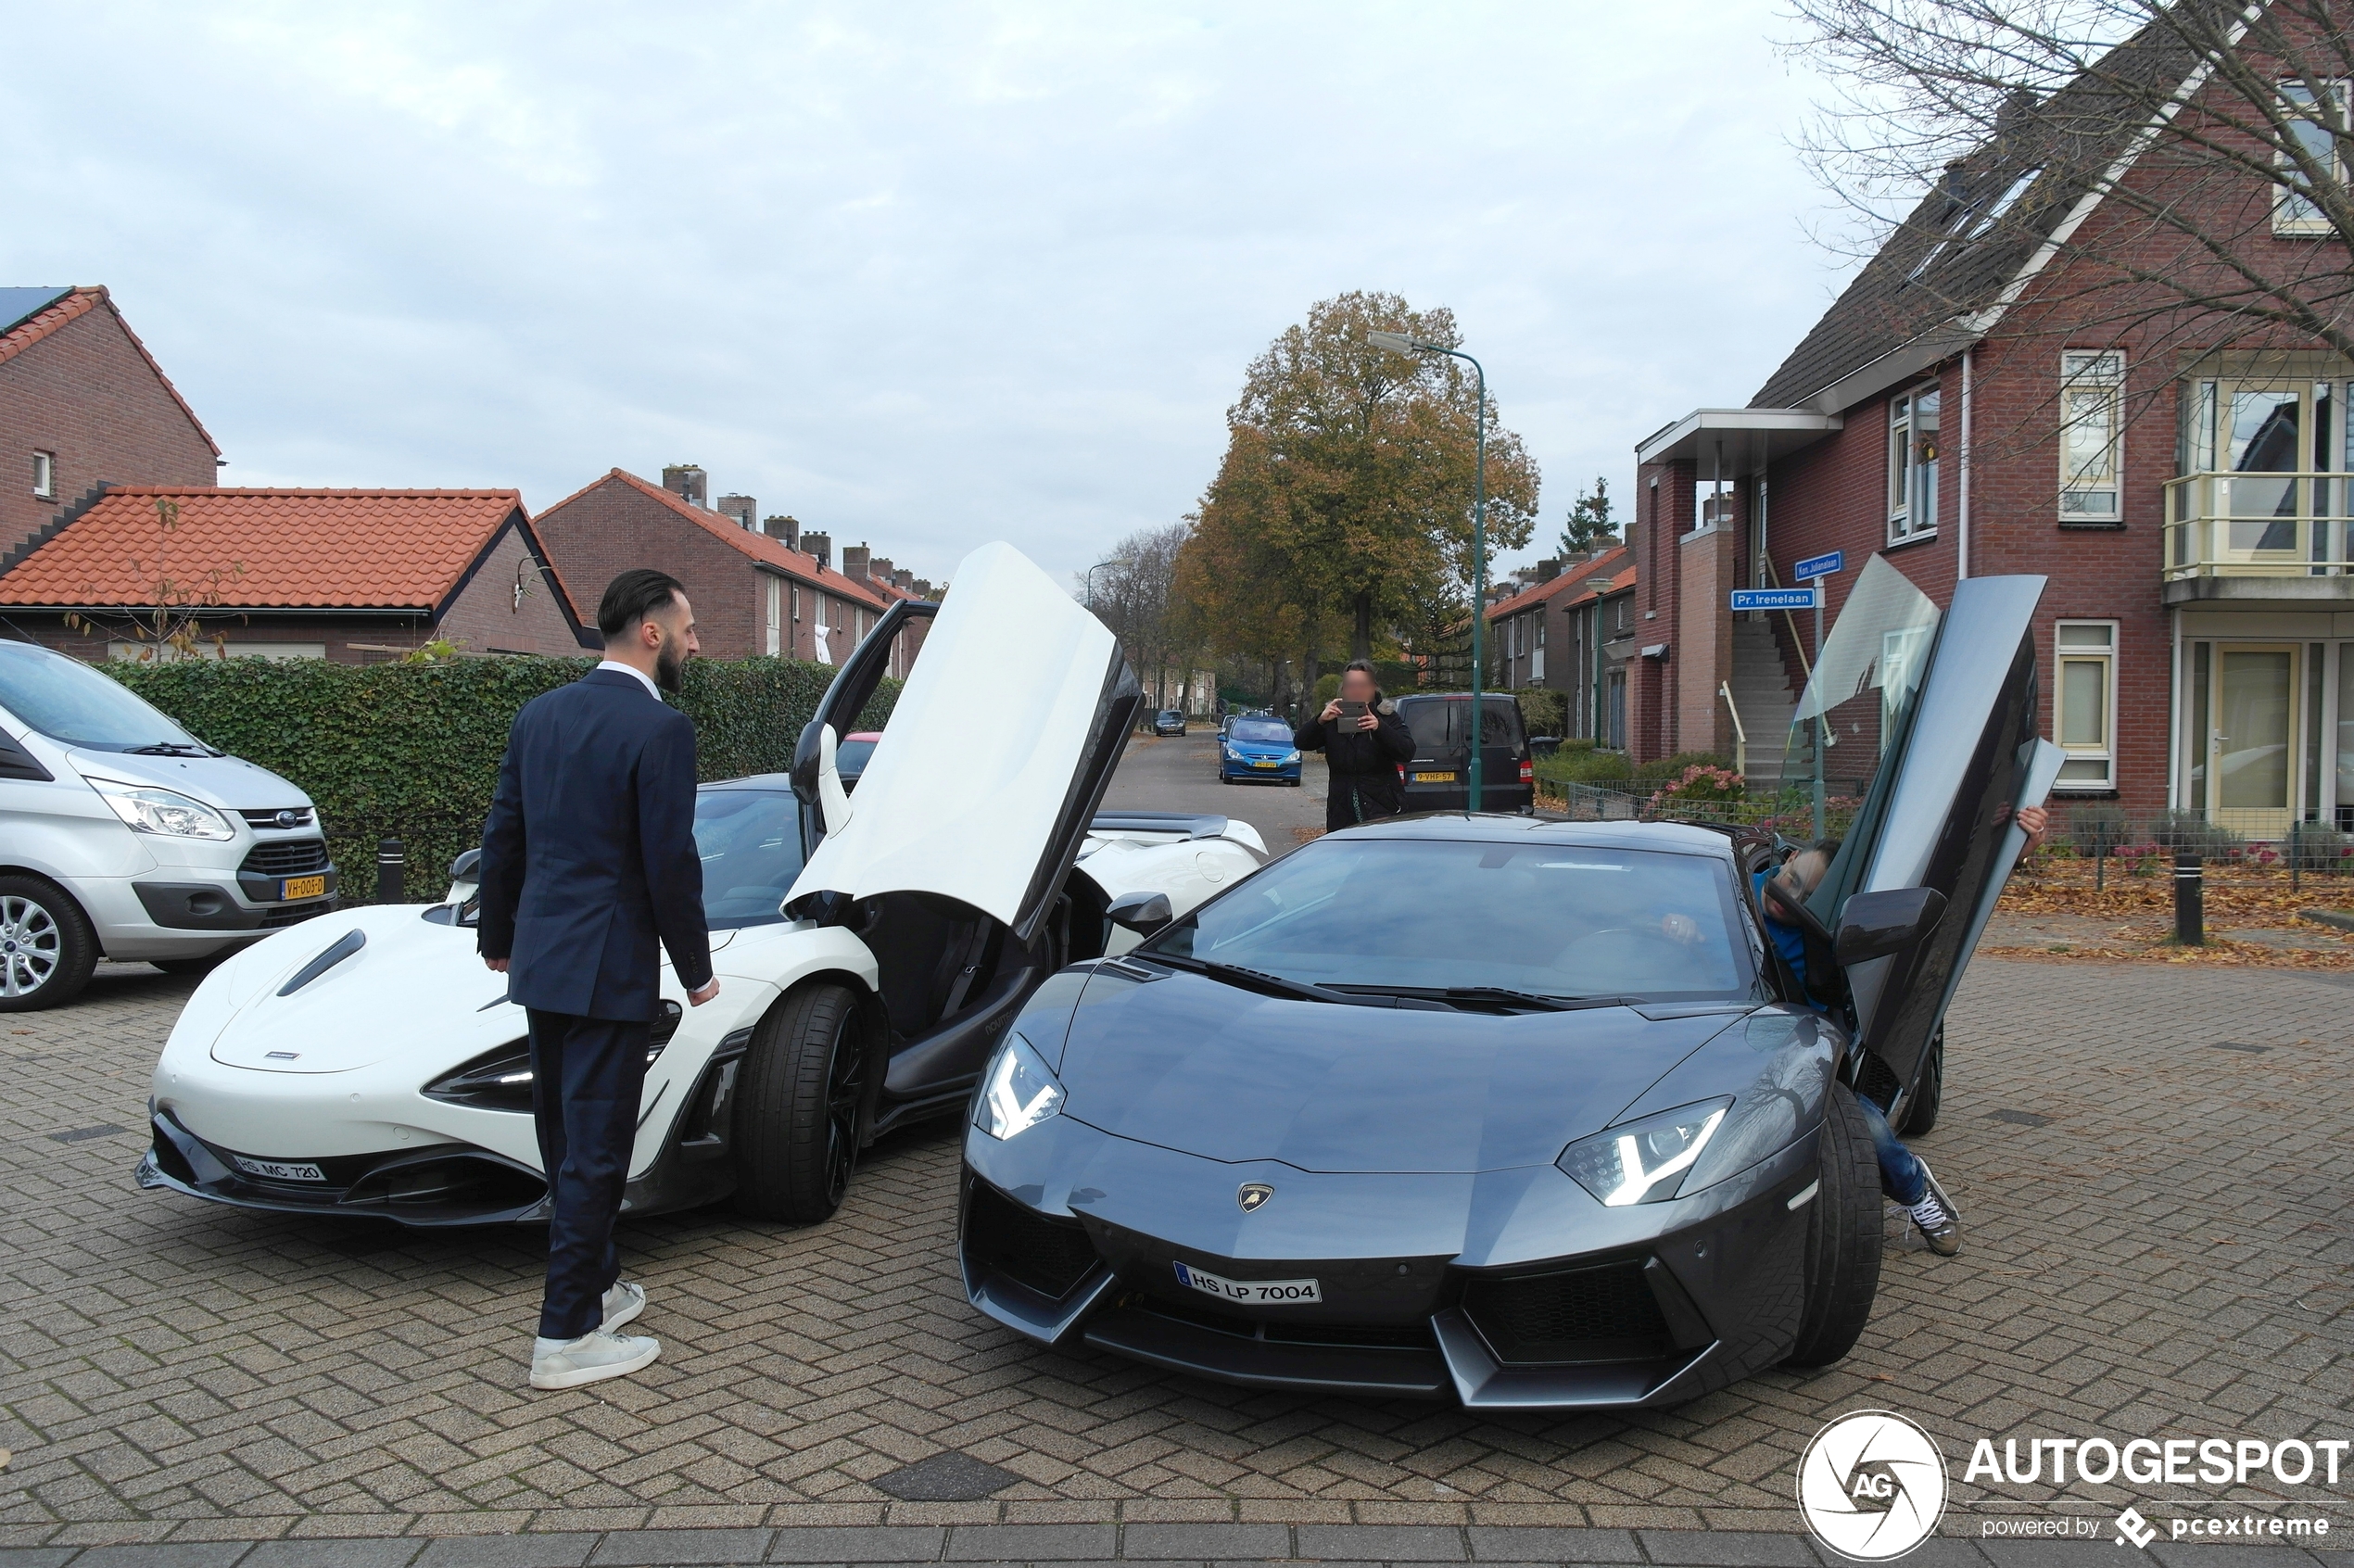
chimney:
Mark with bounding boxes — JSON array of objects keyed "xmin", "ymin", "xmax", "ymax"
[
  {"xmin": 869, "ymin": 556, "xmax": 894, "ymax": 583},
  {"xmin": 662, "ymin": 465, "xmax": 708, "ymax": 508},
  {"xmin": 842, "ymin": 543, "xmax": 871, "ymax": 581},
  {"xmin": 716, "ymin": 493, "xmax": 756, "ymax": 530},
  {"xmin": 801, "ymin": 532, "xmax": 832, "ymax": 570},
  {"xmin": 1537, "ymin": 558, "xmax": 1562, "ymax": 580},
  {"xmin": 762, "ymin": 514, "xmax": 801, "ymax": 550},
  {"xmin": 892, "ymin": 568, "xmax": 913, "ymax": 591},
  {"xmin": 911, "ymin": 578, "xmax": 932, "ymax": 598}
]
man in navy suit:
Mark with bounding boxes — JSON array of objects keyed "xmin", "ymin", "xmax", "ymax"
[{"xmin": 477, "ymin": 568, "xmax": 719, "ymax": 1391}]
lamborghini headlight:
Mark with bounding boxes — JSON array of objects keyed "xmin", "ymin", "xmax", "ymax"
[
  {"xmin": 974, "ymin": 1031, "xmax": 1064, "ymax": 1141},
  {"xmin": 1557, "ymin": 1099, "xmax": 1731, "ymax": 1207},
  {"xmin": 84, "ymin": 777, "xmax": 234, "ymax": 840}
]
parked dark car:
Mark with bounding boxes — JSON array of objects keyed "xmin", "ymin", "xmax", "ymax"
[
  {"xmin": 1153, "ymin": 710, "xmax": 1187, "ymax": 737},
  {"xmin": 1395, "ymin": 693, "xmax": 1533, "ymax": 814},
  {"xmin": 958, "ymin": 568, "xmax": 2060, "ymax": 1410}
]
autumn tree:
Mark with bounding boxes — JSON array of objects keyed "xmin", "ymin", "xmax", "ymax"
[
  {"xmin": 1082, "ymin": 520, "xmax": 1200, "ymax": 709},
  {"xmin": 1174, "ymin": 291, "xmax": 1538, "ymax": 697}
]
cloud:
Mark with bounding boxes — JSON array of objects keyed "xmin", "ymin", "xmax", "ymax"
[{"xmin": 1, "ymin": 0, "xmax": 1853, "ymax": 586}]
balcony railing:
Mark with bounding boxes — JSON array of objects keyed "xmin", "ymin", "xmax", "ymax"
[{"xmin": 2163, "ymin": 471, "xmax": 2354, "ymax": 580}]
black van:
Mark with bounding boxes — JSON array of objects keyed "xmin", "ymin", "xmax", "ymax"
[{"xmin": 1393, "ymin": 693, "xmax": 1534, "ymax": 814}]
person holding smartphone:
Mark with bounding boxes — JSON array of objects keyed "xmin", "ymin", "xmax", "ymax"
[{"xmin": 1296, "ymin": 660, "xmax": 1415, "ymax": 830}]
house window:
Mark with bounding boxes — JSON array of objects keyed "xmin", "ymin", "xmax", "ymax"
[
  {"xmin": 32, "ymin": 450, "xmax": 55, "ymax": 499},
  {"xmin": 1531, "ymin": 615, "xmax": 1546, "ymax": 682},
  {"xmin": 1888, "ymin": 383, "xmax": 1940, "ymax": 542},
  {"xmin": 791, "ymin": 584, "xmax": 802, "ymax": 623},
  {"xmin": 2060, "ymin": 351, "xmax": 2123, "ymax": 521},
  {"xmin": 2275, "ymin": 80, "xmax": 2348, "ymax": 235},
  {"xmin": 2055, "ymin": 621, "xmax": 2118, "ymax": 788},
  {"xmin": 765, "ymin": 577, "xmax": 782, "ymax": 657}
]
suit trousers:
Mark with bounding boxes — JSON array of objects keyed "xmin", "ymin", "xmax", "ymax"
[{"xmin": 527, "ymin": 1009, "xmax": 651, "ymax": 1340}]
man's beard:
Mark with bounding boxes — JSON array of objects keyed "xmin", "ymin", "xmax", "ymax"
[{"xmin": 654, "ymin": 640, "xmax": 686, "ymax": 694}]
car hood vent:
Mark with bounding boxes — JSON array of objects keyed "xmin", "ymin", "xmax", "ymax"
[{"xmin": 1056, "ymin": 969, "xmax": 1748, "ymax": 1174}]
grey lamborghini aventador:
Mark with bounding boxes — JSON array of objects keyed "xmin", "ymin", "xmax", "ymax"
[{"xmin": 958, "ymin": 565, "xmax": 2061, "ymax": 1410}]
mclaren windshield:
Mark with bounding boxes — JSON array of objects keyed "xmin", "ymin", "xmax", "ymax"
[
  {"xmin": 694, "ymin": 787, "xmax": 806, "ymax": 929},
  {"xmin": 1142, "ymin": 837, "xmax": 1759, "ymax": 1003}
]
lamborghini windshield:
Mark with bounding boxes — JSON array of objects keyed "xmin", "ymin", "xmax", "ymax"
[{"xmin": 1143, "ymin": 837, "xmax": 1757, "ymax": 1002}]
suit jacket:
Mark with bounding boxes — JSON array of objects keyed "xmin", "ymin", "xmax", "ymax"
[{"xmin": 476, "ymin": 669, "xmax": 714, "ymax": 1021}]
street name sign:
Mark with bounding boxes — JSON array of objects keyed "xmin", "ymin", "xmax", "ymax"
[
  {"xmin": 1729, "ymin": 587, "xmax": 1819, "ymax": 612},
  {"xmin": 1792, "ymin": 550, "xmax": 1844, "ymax": 581}
]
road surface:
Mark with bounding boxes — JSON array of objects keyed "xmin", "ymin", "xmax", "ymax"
[{"xmin": 1100, "ymin": 728, "xmax": 1324, "ymax": 857}]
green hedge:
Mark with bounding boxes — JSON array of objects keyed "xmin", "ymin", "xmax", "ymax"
[
  {"xmin": 110, "ymin": 655, "xmax": 896, "ymax": 902},
  {"xmin": 1513, "ymin": 688, "xmax": 1567, "ymax": 739}
]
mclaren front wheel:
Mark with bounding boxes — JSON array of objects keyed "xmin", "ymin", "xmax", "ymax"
[
  {"xmin": 731, "ymin": 980, "xmax": 869, "ymax": 1224},
  {"xmin": 1783, "ymin": 1081, "xmax": 1883, "ymax": 1369}
]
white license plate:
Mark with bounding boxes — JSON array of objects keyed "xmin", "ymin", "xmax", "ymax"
[
  {"xmin": 229, "ymin": 1154, "xmax": 326, "ymax": 1182},
  {"xmin": 1172, "ymin": 1260, "xmax": 1322, "ymax": 1304}
]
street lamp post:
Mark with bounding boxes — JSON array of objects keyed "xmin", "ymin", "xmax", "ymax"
[
  {"xmin": 1084, "ymin": 558, "xmax": 1126, "ymax": 613},
  {"xmin": 1369, "ymin": 329, "xmax": 1489, "ymax": 813}
]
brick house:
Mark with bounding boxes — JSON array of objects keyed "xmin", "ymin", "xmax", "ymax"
[
  {"xmin": 0, "ymin": 488, "xmax": 589, "ymax": 662},
  {"xmin": 531, "ymin": 469, "xmax": 925, "ymax": 673},
  {"xmin": 1486, "ymin": 544, "xmax": 1630, "ymax": 730},
  {"xmin": 0, "ymin": 287, "xmax": 219, "ymax": 567},
  {"xmin": 1625, "ymin": 20, "xmax": 2354, "ymax": 836}
]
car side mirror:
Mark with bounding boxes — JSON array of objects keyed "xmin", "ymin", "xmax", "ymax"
[
  {"xmin": 1833, "ymin": 886, "xmax": 1947, "ymax": 966},
  {"xmin": 1106, "ymin": 890, "xmax": 1173, "ymax": 936},
  {"xmin": 448, "ymin": 848, "xmax": 481, "ymax": 881}
]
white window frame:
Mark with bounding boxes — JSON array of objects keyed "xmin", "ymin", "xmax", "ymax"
[
  {"xmin": 2054, "ymin": 619, "xmax": 2120, "ymax": 790},
  {"xmin": 2059, "ymin": 350, "xmax": 2124, "ymax": 522},
  {"xmin": 764, "ymin": 576, "xmax": 782, "ymax": 657},
  {"xmin": 32, "ymin": 449, "xmax": 55, "ymax": 499},
  {"xmin": 2274, "ymin": 78, "xmax": 2348, "ymax": 237},
  {"xmin": 1887, "ymin": 382, "xmax": 1941, "ymax": 543}
]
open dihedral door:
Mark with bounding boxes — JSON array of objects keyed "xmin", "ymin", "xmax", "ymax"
[
  {"xmin": 785, "ymin": 542, "xmax": 1144, "ymax": 1121},
  {"xmin": 1791, "ymin": 562, "xmax": 2055, "ymax": 1124}
]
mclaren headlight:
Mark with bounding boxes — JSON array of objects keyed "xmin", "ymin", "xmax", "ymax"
[
  {"xmin": 1557, "ymin": 1099, "xmax": 1731, "ymax": 1207},
  {"xmin": 85, "ymin": 777, "xmax": 234, "ymax": 840},
  {"xmin": 974, "ymin": 1031, "xmax": 1064, "ymax": 1141}
]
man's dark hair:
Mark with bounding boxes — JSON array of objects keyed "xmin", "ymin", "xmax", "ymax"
[{"xmin": 598, "ymin": 569, "xmax": 686, "ymax": 640}]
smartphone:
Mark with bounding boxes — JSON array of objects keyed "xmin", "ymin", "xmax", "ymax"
[{"xmin": 1337, "ymin": 699, "xmax": 1368, "ymax": 722}]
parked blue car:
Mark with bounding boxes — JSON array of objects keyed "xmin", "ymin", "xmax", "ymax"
[{"xmin": 1219, "ymin": 715, "xmax": 1302, "ymax": 786}]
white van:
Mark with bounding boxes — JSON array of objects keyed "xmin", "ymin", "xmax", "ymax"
[{"xmin": 0, "ymin": 640, "xmax": 335, "ymax": 1009}]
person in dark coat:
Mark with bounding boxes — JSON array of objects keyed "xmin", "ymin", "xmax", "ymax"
[
  {"xmin": 1296, "ymin": 659, "xmax": 1415, "ymax": 831},
  {"xmin": 478, "ymin": 568, "xmax": 718, "ymax": 1391}
]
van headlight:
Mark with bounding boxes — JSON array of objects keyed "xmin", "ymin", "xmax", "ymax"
[
  {"xmin": 84, "ymin": 777, "xmax": 235, "ymax": 841},
  {"xmin": 1557, "ymin": 1099, "xmax": 1730, "ymax": 1207},
  {"xmin": 974, "ymin": 1031, "xmax": 1064, "ymax": 1141}
]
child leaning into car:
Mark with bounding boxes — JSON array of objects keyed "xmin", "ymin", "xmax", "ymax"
[{"xmin": 1753, "ymin": 804, "xmax": 2047, "ymax": 1260}]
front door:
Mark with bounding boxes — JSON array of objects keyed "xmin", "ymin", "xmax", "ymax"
[{"xmin": 2209, "ymin": 643, "xmax": 2300, "ymax": 840}]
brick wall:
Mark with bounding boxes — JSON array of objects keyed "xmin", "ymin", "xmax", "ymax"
[
  {"xmin": 1676, "ymin": 523, "xmax": 1737, "ymax": 759},
  {"xmin": 532, "ymin": 474, "xmax": 767, "ymax": 657},
  {"xmin": 0, "ymin": 301, "xmax": 216, "ymax": 565},
  {"xmin": 436, "ymin": 521, "xmax": 590, "ymax": 657}
]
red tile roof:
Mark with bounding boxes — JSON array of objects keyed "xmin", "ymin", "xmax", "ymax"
[
  {"xmin": 0, "ymin": 487, "xmax": 538, "ymax": 611},
  {"xmin": 558, "ymin": 469, "xmax": 894, "ymax": 612},
  {"xmin": 1, "ymin": 287, "xmax": 220, "ymax": 457},
  {"xmin": 1486, "ymin": 546, "xmax": 1629, "ymax": 619}
]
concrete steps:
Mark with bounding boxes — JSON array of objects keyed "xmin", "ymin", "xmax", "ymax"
[{"xmin": 1727, "ymin": 616, "xmax": 1798, "ymax": 786}]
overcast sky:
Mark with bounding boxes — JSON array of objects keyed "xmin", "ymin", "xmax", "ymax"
[{"xmin": 5, "ymin": 2, "xmax": 1858, "ymax": 589}]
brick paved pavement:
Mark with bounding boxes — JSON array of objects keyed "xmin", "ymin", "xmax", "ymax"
[{"xmin": 2, "ymin": 957, "xmax": 2348, "ymax": 1549}]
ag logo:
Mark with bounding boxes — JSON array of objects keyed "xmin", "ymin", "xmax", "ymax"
[
  {"xmin": 1797, "ymin": 1410, "xmax": 1947, "ymax": 1561},
  {"xmin": 1236, "ymin": 1182, "xmax": 1273, "ymax": 1212}
]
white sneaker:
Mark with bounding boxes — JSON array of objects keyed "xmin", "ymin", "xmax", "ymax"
[
  {"xmin": 530, "ymin": 1328, "xmax": 661, "ymax": 1390},
  {"xmin": 600, "ymin": 1281, "xmax": 646, "ymax": 1334},
  {"xmin": 1906, "ymin": 1159, "xmax": 1961, "ymax": 1257}
]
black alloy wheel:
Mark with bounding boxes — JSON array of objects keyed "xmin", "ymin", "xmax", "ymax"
[
  {"xmin": 1783, "ymin": 1081, "xmax": 1883, "ymax": 1368},
  {"xmin": 1898, "ymin": 1027, "xmax": 1943, "ymax": 1136},
  {"xmin": 731, "ymin": 980, "xmax": 868, "ymax": 1223},
  {"xmin": 0, "ymin": 876, "xmax": 97, "ymax": 1012}
]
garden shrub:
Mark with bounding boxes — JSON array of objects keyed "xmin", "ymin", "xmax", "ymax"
[
  {"xmin": 1535, "ymin": 747, "xmax": 1632, "ymax": 787},
  {"xmin": 109, "ymin": 654, "xmax": 896, "ymax": 903},
  {"xmin": 1513, "ymin": 687, "xmax": 1567, "ymax": 740},
  {"xmin": 1633, "ymin": 750, "xmax": 1730, "ymax": 785},
  {"xmin": 2065, "ymin": 802, "xmax": 2129, "ymax": 856}
]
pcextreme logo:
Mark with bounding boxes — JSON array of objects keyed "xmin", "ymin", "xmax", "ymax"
[{"xmin": 1797, "ymin": 1410, "xmax": 1950, "ymax": 1561}]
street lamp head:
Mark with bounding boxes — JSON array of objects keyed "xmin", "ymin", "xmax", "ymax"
[{"xmin": 1366, "ymin": 330, "xmax": 1421, "ymax": 355}]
